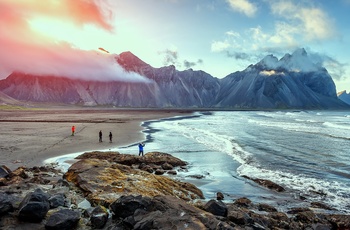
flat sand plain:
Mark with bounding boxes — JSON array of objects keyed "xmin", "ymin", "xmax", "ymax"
[{"xmin": 0, "ymin": 108, "xmax": 190, "ymax": 170}]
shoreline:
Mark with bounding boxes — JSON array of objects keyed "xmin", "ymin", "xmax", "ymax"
[
  {"xmin": 43, "ymin": 112, "xmax": 203, "ymax": 172},
  {"xmin": 0, "ymin": 108, "xmax": 192, "ymax": 170},
  {"xmin": 2, "ymin": 108, "xmax": 349, "ymax": 216}
]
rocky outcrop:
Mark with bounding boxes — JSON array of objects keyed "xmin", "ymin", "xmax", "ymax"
[
  {"xmin": 110, "ymin": 195, "xmax": 223, "ymax": 229},
  {"xmin": 63, "ymin": 156, "xmax": 203, "ymax": 205},
  {"xmin": 0, "ymin": 152, "xmax": 350, "ymax": 229}
]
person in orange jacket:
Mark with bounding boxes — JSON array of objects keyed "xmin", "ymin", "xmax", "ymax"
[{"xmin": 71, "ymin": 126, "xmax": 75, "ymax": 136}]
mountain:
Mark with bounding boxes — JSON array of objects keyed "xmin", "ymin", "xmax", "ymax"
[
  {"xmin": 0, "ymin": 91, "xmax": 22, "ymax": 105},
  {"xmin": 338, "ymin": 90, "xmax": 350, "ymax": 105},
  {"xmin": 215, "ymin": 48, "xmax": 346, "ymax": 109},
  {"xmin": 0, "ymin": 49, "xmax": 348, "ymax": 109}
]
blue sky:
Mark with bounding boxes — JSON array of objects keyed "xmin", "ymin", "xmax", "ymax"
[
  {"xmin": 1, "ymin": 0, "xmax": 349, "ymax": 92},
  {"xmin": 103, "ymin": 0, "xmax": 350, "ymax": 91}
]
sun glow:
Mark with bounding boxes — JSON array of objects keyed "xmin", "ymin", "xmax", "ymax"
[{"xmin": 28, "ymin": 16, "xmax": 113, "ymax": 51}]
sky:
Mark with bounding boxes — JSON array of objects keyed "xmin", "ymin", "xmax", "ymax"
[{"xmin": 0, "ymin": 0, "xmax": 349, "ymax": 91}]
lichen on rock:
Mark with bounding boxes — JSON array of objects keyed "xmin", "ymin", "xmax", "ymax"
[{"xmin": 64, "ymin": 152, "xmax": 204, "ymax": 206}]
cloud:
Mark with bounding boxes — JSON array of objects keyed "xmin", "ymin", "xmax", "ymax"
[
  {"xmin": 159, "ymin": 49, "xmax": 180, "ymax": 66},
  {"xmin": 308, "ymin": 52, "xmax": 348, "ymax": 81},
  {"xmin": 4, "ymin": 0, "xmax": 113, "ymax": 31},
  {"xmin": 183, "ymin": 59, "xmax": 203, "ymax": 69},
  {"xmin": 0, "ymin": 0, "xmax": 150, "ymax": 83},
  {"xmin": 226, "ymin": 0, "xmax": 257, "ymax": 17},
  {"xmin": 158, "ymin": 49, "xmax": 203, "ymax": 70},
  {"xmin": 269, "ymin": 0, "xmax": 336, "ymax": 41},
  {"xmin": 225, "ymin": 51, "xmax": 250, "ymax": 60},
  {"xmin": 211, "ymin": 40, "xmax": 231, "ymax": 52}
]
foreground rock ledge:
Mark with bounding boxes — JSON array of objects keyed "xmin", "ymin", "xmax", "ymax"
[
  {"xmin": 64, "ymin": 151, "xmax": 204, "ymax": 205},
  {"xmin": 1, "ymin": 152, "xmax": 350, "ymax": 229}
]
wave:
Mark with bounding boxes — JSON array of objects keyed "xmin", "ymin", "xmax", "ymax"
[
  {"xmin": 151, "ymin": 111, "xmax": 350, "ymax": 214},
  {"xmin": 323, "ymin": 121, "xmax": 350, "ymax": 130},
  {"xmin": 236, "ymin": 159, "xmax": 350, "ymax": 213}
]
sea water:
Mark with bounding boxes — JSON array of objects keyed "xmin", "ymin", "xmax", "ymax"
[
  {"xmin": 134, "ymin": 110, "xmax": 350, "ymax": 213},
  {"xmin": 47, "ymin": 110, "xmax": 350, "ymax": 213}
]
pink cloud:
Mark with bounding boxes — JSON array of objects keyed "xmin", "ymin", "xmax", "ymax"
[{"xmin": 0, "ymin": 0, "xmax": 149, "ymax": 83}]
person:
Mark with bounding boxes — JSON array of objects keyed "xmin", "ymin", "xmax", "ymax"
[
  {"xmin": 71, "ymin": 126, "xmax": 75, "ymax": 136},
  {"xmin": 138, "ymin": 142, "xmax": 145, "ymax": 156},
  {"xmin": 99, "ymin": 130, "xmax": 103, "ymax": 142},
  {"xmin": 109, "ymin": 132, "xmax": 113, "ymax": 143}
]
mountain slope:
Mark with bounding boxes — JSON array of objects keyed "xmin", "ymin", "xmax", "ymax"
[
  {"xmin": 338, "ymin": 90, "xmax": 350, "ymax": 105},
  {"xmin": 215, "ymin": 49, "xmax": 346, "ymax": 109},
  {"xmin": 0, "ymin": 49, "xmax": 348, "ymax": 109}
]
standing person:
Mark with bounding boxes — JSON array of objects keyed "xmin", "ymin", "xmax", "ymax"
[
  {"xmin": 109, "ymin": 132, "xmax": 113, "ymax": 143},
  {"xmin": 138, "ymin": 142, "xmax": 145, "ymax": 156},
  {"xmin": 71, "ymin": 126, "xmax": 75, "ymax": 136},
  {"xmin": 99, "ymin": 130, "xmax": 103, "ymax": 142}
]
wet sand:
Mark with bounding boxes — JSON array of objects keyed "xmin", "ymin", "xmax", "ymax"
[{"xmin": 0, "ymin": 108, "xmax": 191, "ymax": 170}]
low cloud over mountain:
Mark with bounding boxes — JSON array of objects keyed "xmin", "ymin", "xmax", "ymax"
[{"xmin": 0, "ymin": 49, "xmax": 348, "ymax": 109}]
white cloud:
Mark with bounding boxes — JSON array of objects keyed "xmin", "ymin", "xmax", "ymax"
[
  {"xmin": 269, "ymin": 0, "xmax": 336, "ymax": 41},
  {"xmin": 211, "ymin": 40, "xmax": 231, "ymax": 52},
  {"xmin": 298, "ymin": 8, "xmax": 335, "ymax": 40},
  {"xmin": 226, "ymin": 30, "xmax": 240, "ymax": 38},
  {"xmin": 226, "ymin": 0, "xmax": 257, "ymax": 17},
  {"xmin": 268, "ymin": 22, "xmax": 298, "ymax": 47}
]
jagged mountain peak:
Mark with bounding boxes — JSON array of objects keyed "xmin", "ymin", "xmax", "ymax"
[
  {"xmin": 292, "ymin": 47, "xmax": 307, "ymax": 57},
  {"xmin": 258, "ymin": 54, "xmax": 279, "ymax": 69},
  {"xmin": 116, "ymin": 51, "xmax": 150, "ymax": 72},
  {"xmin": 0, "ymin": 49, "xmax": 348, "ymax": 109},
  {"xmin": 255, "ymin": 48, "xmax": 320, "ymax": 73}
]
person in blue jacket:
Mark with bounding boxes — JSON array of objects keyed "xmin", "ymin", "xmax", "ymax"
[{"xmin": 138, "ymin": 142, "xmax": 145, "ymax": 156}]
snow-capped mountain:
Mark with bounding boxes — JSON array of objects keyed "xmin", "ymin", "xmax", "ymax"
[
  {"xmin": 215, "ymin": 48, "xmax": 345, "ymax": 109},
  {"xmin": 338, "ymin": 90, "xmax": 350, "ymax": 105},
  {"xmin": 0, "ymin": 49, "xmax": 348, "ymax": 109}
]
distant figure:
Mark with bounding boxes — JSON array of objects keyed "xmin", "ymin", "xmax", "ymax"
[
  {"xmin": 99, "ymin": 130, "xmax": 103, "ymax": 142},
  {"xmin": 138, "ymin": 142, "xmax": 145, "ymax": 156},
  {"xmin": 109, "ymin": 132, "xmax": 113, "ymax": 143},
  {"xmin": 71, "ymin": 126, "xmax": 75, "ymax": 136}
]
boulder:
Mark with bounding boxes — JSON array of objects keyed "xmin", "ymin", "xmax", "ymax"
[
  {"xmin": 48, "ymin": 193, "xmax": 66, "ymax": 209},
  {"xmin": 243, "ymin": 176, "xmax": 285, "ymax": 192},
  {"xmin": 45, "ymin": 209, "xmax": 80, "ymax": 230},
  {"xmin": 110, "ymin": 195, "xmax": 152, "ymax": 219},
  {"xmin": 90, "ymin": 205, "xmax": 109, "ymax": 229},
  {"xmin": 161, "ymin": 162, "xmax": 173, "ymax": 170},
  {"xmin": 0, "ymin": 192, "xmax": 13, "ymax": 216},
  {"xmin": 18, "ymin": 188, "xmax": 50, "ymax": 222},
  {"xmin": 138, "ymin": 163, "xmax": 153, "ymax": 173},
  {"xmin": 142, "ymin": 152, "xmax": 187, "ymax": 167},
  {"xmin": 327, "ymin": 215, "xmax": 350, "ymax": 229},
  {"xmin": 111, "ymin": 195, "xmax": 222, "ymax": 229},
  {"xmin": 167, "ymin": 170, "xmax": 177, "ymax": 175},
  {"xmin": 0, "ymin": 165, "xmax": 11, "ymax": 178},
  {"xmin": 204, "ymin": 199, "xmax": 228, "ymax": 217},
  {"xmin": 216, "ymin": 192, "xmax": 224, "ymax": 200},
  {"xmin": 228, "ymin": 210, "xmax": 252, "ymax": 225},
  {"xmin": 154, "ymin": 169, "xmax": 165, "ymax": 175},
  {"xmin": 234, "ymin": 197, "xmax": 252, "ymax": 208},
  {"xmin": 258, "ymin": 203, "xmax": 277, "ymax": 212}
]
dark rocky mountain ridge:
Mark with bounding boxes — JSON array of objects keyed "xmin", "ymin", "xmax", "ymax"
[{"xmin": 0, "ymin": 49, "xmax": 348, "ymax": 109}]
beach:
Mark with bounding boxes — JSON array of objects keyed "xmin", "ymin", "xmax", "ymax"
[{"xmin": 0, "ymin": 108, "xmax": 190, "ymax": 170}]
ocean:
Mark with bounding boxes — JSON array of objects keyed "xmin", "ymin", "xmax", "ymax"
[{"xmin": 48, "ymin": 110, "xmax": 350, "ymax": 214}]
